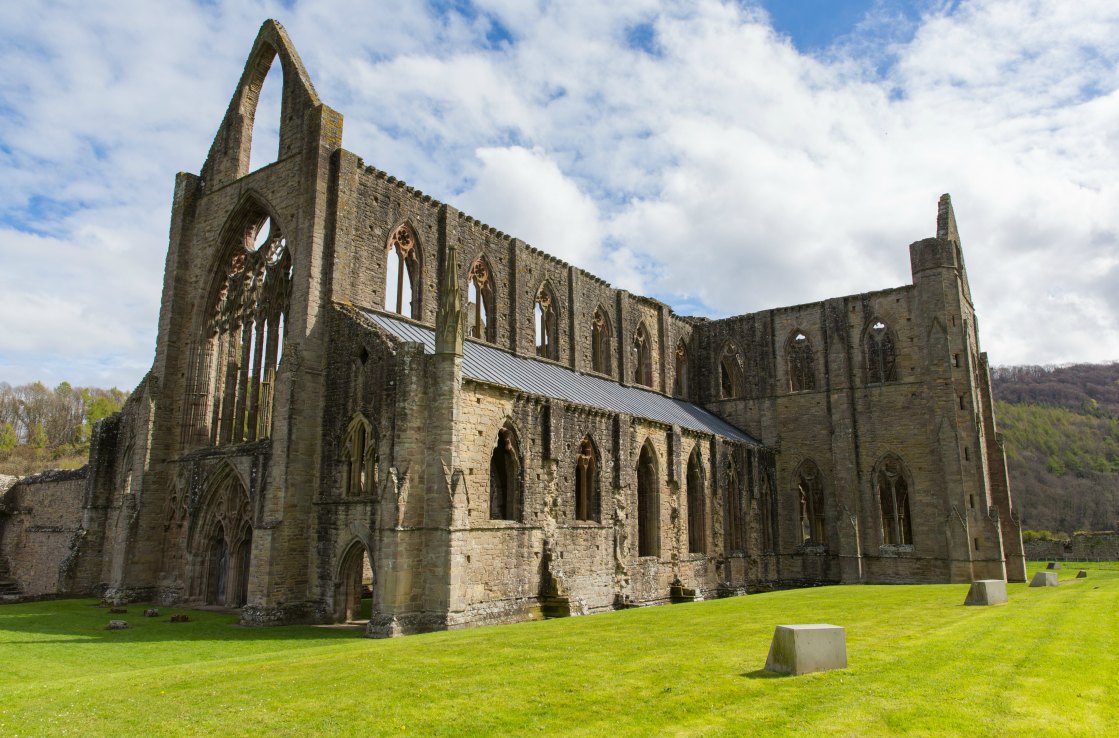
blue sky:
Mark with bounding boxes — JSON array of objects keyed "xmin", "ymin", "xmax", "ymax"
[{"xmin": 1, "ymin": 0, "xmax": 1118, "ymax": 389}]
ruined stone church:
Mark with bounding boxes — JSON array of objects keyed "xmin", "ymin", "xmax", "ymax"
[{"xmin": 0, "ymin": 21, "xmax": 1026, "ymax": 635}]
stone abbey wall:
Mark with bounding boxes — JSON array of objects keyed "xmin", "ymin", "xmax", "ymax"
[
  {"xmin": 0, "ymin": 469, "xmax": 88, "ymax": 598},
  {"xmin": 0, "ymin": 20, "xmax": 1026, "ymax": 634}
]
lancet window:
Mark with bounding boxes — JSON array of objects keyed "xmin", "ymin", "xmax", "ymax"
[
  {"xmin": 468, "ymin": 257, "xmax": 496, "ymax": 343},
  {"xmin": 724, "ymin": 454, "xmax": 747, "ymax": 552},
  {"xmin": 788, "ymin": 332, "xmax": 816, "ymax": 392},
  {"xmin": 720, "ymin": 344, "xmax": 743, "ymax": 399},
  {"xmin": 384, "ymin": 223, "xmax": 421, "ymax": 318},
  {"xmin": 866, "ymin": 320, "xmax": 898, "ymax": 383},
  {"xmin": 202, "ymin": 214, "xmax": 291, "ymax": 446},
  {"xmin": 797, "ymin": 460, "xmax": 826, "ymax": 546},
  {"xmin": 535, "ymin": 284, "xmax": 559, "ymax": 360},
  {"xmin": 686, "ymin": 447, "xmax": 706, "ymax": 554},
  {"xmin": 341, "ymin": 415, "xmax": 376, "ymax": 497},
  {"xmin": 877, "ymin": 456, "xmax": 913, "ymax": 545},
  {"xmin": 489, "ymin": 424, "xmax": 521, "ymax": 520},
  {"xmin": 591, "ymin": 307, "xmax": 612, "ymax": 375},
  {"xmin": 637, "ymin": 441, "xmax": 660, "ymax": 557},
  {"xmin": 633, "ymin": 323, "xmax": 653, "ymax": 388},
  {"xmin": 673, "ymin": 341, "xmax": 689, "ymax": 398},
  {"xmin": 574, "ymin": 435, "xmax": 599, "ymax": 522}
]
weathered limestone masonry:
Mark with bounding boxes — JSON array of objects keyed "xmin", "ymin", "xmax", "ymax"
[{"xmin": 0, "ymin": 20, "xmax": 1026, "ymax": 634}]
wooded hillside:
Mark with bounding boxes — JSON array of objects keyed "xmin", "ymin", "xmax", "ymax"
[{"xmin": 992, "ymin": 363, "xmax": 1119, "ymax": 534}]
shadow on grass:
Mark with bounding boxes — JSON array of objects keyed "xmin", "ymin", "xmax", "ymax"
[
  {"xmin": 740, "ymin": 668, "xmax": 788, "ymax": 679},
  {"xmin": 0, "ymin": 598, "xmax": 364, "ymax": 646}
]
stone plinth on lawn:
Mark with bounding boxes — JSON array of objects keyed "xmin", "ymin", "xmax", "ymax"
[
  {"xmin": 765, "ymin": 624, "xmax": 847, "ymax": 676},
  {"xmin": 1046, "ymin": 562, "xmax": 1061, "ymax": 570},
  {"xmin": 964, "ymin": 579, "xmax": 1008, "ymax": 606},
  {"xmin": 1030, "ymin": 571, "xmax": 1059, "ymax": 587}
]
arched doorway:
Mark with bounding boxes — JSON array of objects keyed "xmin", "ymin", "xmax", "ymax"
[
  {"xmin": 335, "ymin": 541, "xmax": 373, "ymax": 623},
  {"xmin": 189, "ymin": 465, "xmax": 253, "ymax": 607}
]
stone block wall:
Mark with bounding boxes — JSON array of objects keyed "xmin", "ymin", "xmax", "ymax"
[{"xmin": 0, "ymin": 469, "xmax": 89, "ymax": 598}]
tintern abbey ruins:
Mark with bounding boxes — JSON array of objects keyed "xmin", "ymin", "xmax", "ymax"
[{"xmin": 0, "ymin": 21, "xmax": 1026, "ymax": 634}]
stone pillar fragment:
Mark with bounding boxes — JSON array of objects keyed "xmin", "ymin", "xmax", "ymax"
[
  {"xmin": 1029, "ymin": 571, "xmax": 1058, "ymax": 587},
  {"xmin": 964, "ymin": 579, "xmax": 1008, "ymax": 606},
  {"xmin": 764, "ymin": 624, "xmax": 847, "ymax": 676}
]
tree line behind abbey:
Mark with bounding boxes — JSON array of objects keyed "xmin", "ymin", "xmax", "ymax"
[{"xmin": 3, "ymin": 361, "xmax": 1115, "ymax": 534}]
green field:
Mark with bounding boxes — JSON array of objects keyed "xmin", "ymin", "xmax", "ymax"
[{"xmin": 1, "ymin": 563, "xmax": 1115, "ymax": 737}]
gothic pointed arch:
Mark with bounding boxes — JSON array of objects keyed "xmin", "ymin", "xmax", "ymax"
[
  {"xmin": 385, "ymin": 221, "xmax": 423, "ymax": 319},
  {"xmin": 201, "ymin": 20, "xmax": 324, "ymax": 189},
  {"xmin": 591, "ymin": 305, "xmax": 613, "ymax": 375},
  {"xmin": 534, "ymin": 281, "xmax": 560, "ymax": 360},
  {"xmin": 673, "ymin": 340, "xmax": 689, "ymax": 398},
  {"xmin": 636, "ymin": 439, "xmax": 660, "ymax": 557},
  {"xmin": 334, "ymin": 538, "xmax": 372, "ymax": 623},
  {"xmin": 489, "ymin": 420, "xmax": 522, "ymax": 520},
  {"xmin": 185, "ymin": 194, "xmax": 292, "ymax": 448},
  {"xmin": 786, "ymin": 330, "xmax": 816, "ymax": 392},
  {"xmin": 795, "ymin": 459, "xmax": 826, "ymax": 546},
  {"xmin": 686, "ymin": 446, "xmax": 706, "ymax": 554},
  {"xmin": 341, "ymin": 414, "xmax": 376, "ymax": 497},
  {"xmin": 719, "ymin": 342, "xmax": 743, "ymax": 399},
  {"xmin": 875, "ymin": 454, "xmax": 913, "ymax": 545},
  {"xmin": 467, "ymin": 254, "xmax": 497, "ymax": 343},
  {"xmin": 723, "ymin": 452, "xmax": 746, "ymax": 552},
  {"xmin": 574, "ymin": 435, "xmax": 601, "ymax": 522},
  {"xmin": 188, "ymin": 463, "xmax": 253, "ymax": 607},
  {"xmin": 632, "ymin": 322, "xmax": 653, "ymax": 388},
  {"xmin": 865, "ymin": 319, "xmax": 899, "ymax": 383}
]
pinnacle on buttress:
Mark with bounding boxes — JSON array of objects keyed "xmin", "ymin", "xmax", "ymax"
[{"xmin": 435, "ymin": 238, "xmax": 464, "ymax": 356}]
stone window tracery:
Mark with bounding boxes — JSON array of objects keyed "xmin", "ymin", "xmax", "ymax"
[
  {"xmin": 468, "ymin": 257, "xmax": 496, "ymax": 343},
  {"xmin": 574, "ymin": 435, "xmax": 599, "ymax": 522},
  {"xmin": 796, "ymin": 460, "xmax": 826, "ymax": 546},
  {"xmin": 719, "ymin": 344, "xmax": 743, "ymax": 399},
  {"xmin": 489, "ymin": 424, "xmax": 521, "ymax": 520},
  {"xmin": 788, "ymin": 332, "xmax": 816, "ymax": 392},
  {"xmin": 203, "ymin": 214, "xmax": 291, "ymax": 446},
  {"xmin": 591, "ymin": 307, "xmax": 612, "ymax": 375},
  {"xmin": 877, "ymin": 456, "xmax": 913, "ymax": 545},
  {"xmin": 632, "ymin": 323, "xmax": 652, "ymax": 388},
  {"xmin": 866, "ymin": 320, "xmax": 898, "ymax": 383},
  {"xmin": 673, "ymin": 341, "xmax": 689, "ymax": 398},
  {"xmin": 384, "ymin": 223, "xmax": 421, "ymax": 318},
  {"xmin": 686, "ymin": 447, "xmax": 706, "ymax": 554},
  {"xmin": 190, "ymin": 466, "xmax": 253, "ymax": 607},
  {"xmin": 535, "ymin": 284, "xmax": 559, "ymax": 360},
  {"xmin": 637, "ymin": 441, "xmax": 659, "ymax": 557},
  {"xmin": 341, "ymin": 415, "xmax": 376, "ymax": 497}
]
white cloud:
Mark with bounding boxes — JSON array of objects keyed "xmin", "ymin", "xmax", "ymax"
[{"xmin": 1, "ymin": 0, "xmax": 1118, "ymax": 390}]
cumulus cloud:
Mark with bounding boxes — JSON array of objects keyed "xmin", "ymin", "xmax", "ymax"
[{"xmin": 1, "ymin": 0, "xmax": 1118, "ymax": 389}]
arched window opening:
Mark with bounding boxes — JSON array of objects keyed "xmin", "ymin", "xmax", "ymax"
[
  {"xmin": 637, "ymin": 441, "xmax": 659, "ymax": 557},
  {"xmin": 877, "ymin": 457, "xmax": 913, "ymax": 545},
  {"xmin": 797, "ymin": 461, "xmax": 826, "ymax": 546},
  {"xmin": 574, "ymin": 436, "xmax": 599, "ymax": 522},
  {"xmin": 248, "ymin": 49, "xmax": 283, "ymax": 173},
  {"xmin": 724, "ymin": 454, "xmax": 746, "ymax": 552},
  {"xmin": 468, "ymin": 257, "xmax": 495, "ymax": 343},
  {"xmin": 788, "ymin": 332, "xmax": 816, "ymax": 392},
  {"xmin": 592, "ymin": 307, "xmax": 612, "ymax": 375},
  {"xmin": 673, "ymin": 341, "xmax": 689, "ymax": 398},
  {"xmin": 335, "ymin": 542, "xmax": 372, "ymax": 623},
  {"xmin": 632, "ymin": 323, "xmax": 653, "ymax": 388},
  {"xmin": 384, "ymin": 223, "xmax": 422, "ymax": 318},
  {"xmin": 866, "ymin": 320, "xmax": 898, "ymax": 383},
  {"xmin": 341, "ymin": 416, "xmax": 376, "ymax": 497},
  {"xmin": 205, "ymin": 214, "xmax": 291, "ymax": 446},
  {"xmin": 535, "ymin": 284, "xmax": 559, "ymax": 360},
  {"xmin": 720, "ymin": 344, "xmax": 742, "ymax": 399},
  {"xmin": 686, "ymin": 448, "xmax": 706, "ymax": 554},
  {"xmin": 190, "ymin": 466, "xmax": 252, "ymax": 607},
  {"xmin": 489, "ymin": 424, "xmax": 521, "ymax": 520},
  {"xmin": 760, "ymin": 464, "xmax": 776, "ymax": 553}
]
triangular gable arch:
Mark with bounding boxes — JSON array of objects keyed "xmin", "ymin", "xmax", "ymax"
[{"xmin": 201, "ymin": 19, "xmax": 323, "ymax": 189}]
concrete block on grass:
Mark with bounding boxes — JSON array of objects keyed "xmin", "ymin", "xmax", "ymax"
[
  {"xmin": 765, "ymin": 624, "xmax": 847, "ymax": 676},
  {"xmin": 964, "ymin": 579, "xmax": 1008, "ymax": 606},
  {"xmin": 1076, "ymin": 570, "xmax": 1088, "ymax": 579},
  {"xmin": 1030, "ymin": 571, "xmax": 1058, "ymax": 587},
  {"xmin": 1046, "ymin": 562, "xmax": 1061, "ymax": 570}
]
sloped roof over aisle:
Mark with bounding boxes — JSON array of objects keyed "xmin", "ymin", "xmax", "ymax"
[{"xmin": 363, "ymin": 310, "xmax": 759, "ymax": 445}]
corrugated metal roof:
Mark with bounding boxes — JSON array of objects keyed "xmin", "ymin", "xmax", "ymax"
[{"xmin": 363, "ymin": 310, "xmax": 759, "ymax": 445}]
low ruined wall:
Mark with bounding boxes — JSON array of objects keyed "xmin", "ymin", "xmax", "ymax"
[
  {"xmin": 1025, "ymin": 533, "xmax": 1119, "ymax": 562},
  {"xmin": 0, "ymin": 468, "xmax": 88, "ymax": 598}
]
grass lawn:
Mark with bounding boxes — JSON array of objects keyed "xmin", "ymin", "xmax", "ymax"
[{"xmin": 1, "ymin": 562, "xmax": 1115, "ymax": 737}]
